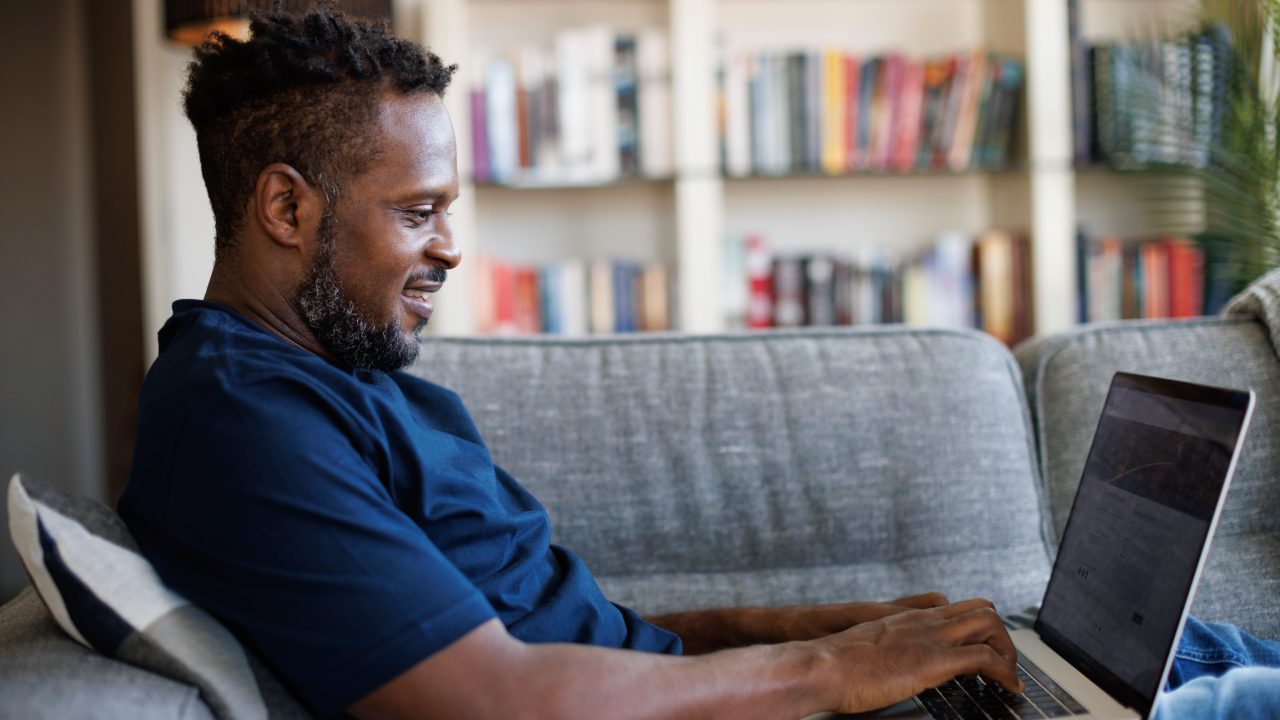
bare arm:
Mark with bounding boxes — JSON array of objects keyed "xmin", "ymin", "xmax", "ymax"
[
  {"xmin": 645, "ymin": 592, "xmax": 952, "ymax": 655},
  {"xmin": 348, "ymin": 598, "xmax": 1024, "ymax": 720}
]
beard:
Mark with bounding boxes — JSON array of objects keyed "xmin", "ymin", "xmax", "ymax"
[{"xmin": 294, "ymin": 215, "xmax": 437, "ymax": 372}]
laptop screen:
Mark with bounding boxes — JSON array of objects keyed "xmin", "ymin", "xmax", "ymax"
[{"xmin": 1035, "ymin": 373, "xmax": 1251, "ymax": 713}]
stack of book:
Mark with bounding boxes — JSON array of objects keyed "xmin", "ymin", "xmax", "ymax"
[
  {"xmin": 473, "ymin": 255, "xmax": 672, "ymax": 335},
  {"xmin": 1076, "ymin": 234, "xmax": 1206, "ymax": 322},
  {"xmin": 471, "ymin": 27, "xmax": 673, "ymax": 186},
  {"xmin": 725, "ymin": 231, "xmax": 1034, "ymax": 346},
  {"xmin": 720, "ymin": 48, "xmax": 1024, "ymax": 177},
  {"xmin": 1072, "ymin": 23, "xmax": 1229, "ymax": 168}
]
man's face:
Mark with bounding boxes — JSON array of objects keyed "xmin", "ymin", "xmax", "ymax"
[{"xmin": 296, "ymin": 91, "xmax": 460, "ymax": 371}]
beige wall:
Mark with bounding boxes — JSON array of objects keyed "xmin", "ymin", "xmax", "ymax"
[{"xmin": 0, "ymin": 0, "xmax": 105, "ymax": 599}]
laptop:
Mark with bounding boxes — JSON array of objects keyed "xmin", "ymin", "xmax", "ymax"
[{"xmin": 821, "ymin": 371, "xmax": 1256, "ymax": 720}]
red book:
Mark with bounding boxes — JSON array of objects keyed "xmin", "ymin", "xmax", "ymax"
[
  {"xmin": 1140, "ymin": 241, "xmax": 1169, "ymax": 319},
  {"xmin": 746, "ymin": 235, "xmax": 773, "ymax": 328},
  {"xmin": 871, "ymin": 54, "xmax": 904, "ymax": 171},
  {"xmin": 893, "ymin": 60, "xmax": 925, "ymax": 172},
  {"xmin": 1166, "ymin": 238, "xmax": 1205, "ymax": 317},
  {"xmin": 845, "ymin": 55, "xmax": 861, "ymax": 172},
  {"xmin": 514, "ymin": 267, "xmax": 542, "ymax": 333},
  {"xmin": 492, "ymin": 260, "xmax": 518, "ymax": 333}
]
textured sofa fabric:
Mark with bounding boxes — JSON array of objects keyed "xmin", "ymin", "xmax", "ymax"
[
  {"xmin": 1015, "ymin": 317, "xmax": 1280, "ymax": 640},
  {"xmin": 409, "ymin": 327, "xmax": 1055, "ymax": 616},
  {"xmin": 0, "ymin": 587, "xmax": 216, "ymax": 720}
]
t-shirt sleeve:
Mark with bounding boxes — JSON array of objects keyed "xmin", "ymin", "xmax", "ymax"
[{"xmin": 125, "ymin": 374, "xmax": 497, "ymax": 718}]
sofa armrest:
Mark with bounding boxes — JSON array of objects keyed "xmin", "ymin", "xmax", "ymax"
[{"xmin": 1015, "ymin": 317, "xmax": 1280, "ymax": 639}]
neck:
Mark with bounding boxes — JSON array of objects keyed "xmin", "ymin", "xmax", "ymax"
[{"xmin": 204, "ymin": 259, "xmax": 338, "ymax": 364}]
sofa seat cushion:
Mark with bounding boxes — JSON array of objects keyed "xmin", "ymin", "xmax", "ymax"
[
  {"xmin": 410, "ymin": 327, "xmax": 1053, "ymax": 616},
  {"xmin": 1015, "ymin": 318, "xmax": 1280, "ymax": 639},
  {"xmin": 0, "ymin": 587, "xmax": 215, "ymax": 720}
]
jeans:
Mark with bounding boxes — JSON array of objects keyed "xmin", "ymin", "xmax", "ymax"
[{"xmin": 1153, "ymin": 616, "xmax": 1280, "ymax": 720}]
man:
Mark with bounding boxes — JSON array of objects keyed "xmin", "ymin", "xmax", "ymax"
[{"xmin": 126, "ymin": 6, "xmax": 1269, "ymax": 720}]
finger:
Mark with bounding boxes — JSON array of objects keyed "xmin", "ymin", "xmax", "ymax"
[
  {"xmin": 889, "ymin": 592, "xmax": 949, "ymax": 609},
  {"xmin": 930, "ymin": 597, "xmax": 998, "ymax": 620},
  {"xmin": 933, "ymin": 606, "xmax": 1020, "ymax": 674},
  {"xmin": 946, "ymin": 644, "xmax": 1024, "ymax": 694}
]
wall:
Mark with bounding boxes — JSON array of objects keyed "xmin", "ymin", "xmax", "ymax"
[
  {"xmin": 133, "ymin": 0, "xmax": 218, "ymax": 364},
  {"xmin": 0, "ymin": 0, "xmax": 104, "ymax": 600}
]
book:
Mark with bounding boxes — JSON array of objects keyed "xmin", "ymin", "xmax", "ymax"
[
  {"xmin": 615, "ymin": 36, "xmax": 639, "ymax": 177},
  {"xmin": 869, "ymin": 54, "xmax": 901, "ymax": 171},
  {"xmin": 821, "ymin": 48, "xmax": 848, "ymax": 176},
  {"xmin": 641, "ymin": 263, "xmax": 670, "ymax": 331},
  {"xmin": 834, "ymin": 258, "xmax": 853, "ymax": 325},
  {"xmin": 978, "ymin": 230, "xmax": 1014, "ymax": 344},
  {"xmin": 613, "ymin": 261, "xmax": 639, "ymax": 332},
  {"xmin": 772, "ymin": 257, "xmax": 806, "ymax": 327},
  {"xmin": 855, "ymin": 58, "xmax": 878, "ymax": 170},
  {"xmin": 470, "ymin": 87, "xmax": 491, "ymax": 183},
  {"xmin": 636, "ymin": 29, "xmax": 673, "ymax": 179},
  {"xmin": 559, "ymin": 259, "xmax": 589, "ymax": 335},
  {"xmin": 585, "ymin": 25, "xmax": 620, "ymax": 182},
  {"xmin": 514, "ymin": 266, "xmax": 541, "ymax": 333},
  {"xmin": 844, "ymin": 54, "xmax": 862, "ymax": 172},
  {"xmin": 788, "ymin": 53, "xmax": 808, "ymax": 173},
  {"xmin": 804, "ymin": 256, "xmax": 836, "ymax": 325},
  {"xmin": 724, "ymin": 50, "xmax": 753, "ymax": 178},
  {"xmin": 556, "ymin": 28, "xmax": 590, "ymax": 174},
  {"xmin": 590, "ymin": 258, "xmax": 615, "ymax": 333},
  {"xmin": 949, "ymin": 50, "xmax": 988, "ymax": 171},
  {"xmin": 492, "ymin": 259, "xmax": 518, "ymax": 334},
  {"xmin": 486, "ymin": 57, "xmax": 519, "ymax": 184},
  {"xmin": 1140, "ymin": 240, "xmax": 1169, "ymax": 319},
  {"xmin": 746, "ymin": 235, "xmax": 773, "ymax": 328},
  {"xmin": 1069, "ymin": 0, "xmax": 1093, "ymax": 165},
  {"xmin": 919, "ymin": 59, "xmax": 951, "ymax": 169},
  {"xmin": 1167, "ymin": 237, "xmax": 1204, "ymax": 318},
  {"xmin": 893, "ymin": 59, "xmax": 924, "ymax": 172},
  {"xmin": 805, "ymin": 49, "xmax": 823, "ymax": 172}
]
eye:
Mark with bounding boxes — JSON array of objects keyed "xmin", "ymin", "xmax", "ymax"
[{"xmin": 410, "ymin": 209, "xmax": 454, "ymax": 221}]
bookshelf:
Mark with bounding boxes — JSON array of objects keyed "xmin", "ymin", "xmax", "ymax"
[
  {"xmin": 419, "ymin": 0, "xmax": 1167, "ymax": 338},
  {"xmin": 1073, "ymin": 0, "xmax": 1202, "ymax": 243}
]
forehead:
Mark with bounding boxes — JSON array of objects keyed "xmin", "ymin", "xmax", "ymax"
[{"xmin": 358, "ymin": 91, "xmax": 457, "ymax": 195}]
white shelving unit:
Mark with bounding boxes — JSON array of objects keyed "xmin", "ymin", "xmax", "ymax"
[{"xmin": 418, "ymin": 0, "xmax": 1187, "ymax": 338}]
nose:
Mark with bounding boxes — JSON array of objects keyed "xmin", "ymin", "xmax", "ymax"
[{"xmin": 427, "ymin": 216, "xmax": 462, "ymax": 270}]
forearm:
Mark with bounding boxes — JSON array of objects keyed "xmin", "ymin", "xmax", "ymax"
[
  {"xmin": 351, "ymin": 619, "xmax": 839, "ymax": 720},
  {"xmin": 645, "ymin": 607, "xmax": 791, "ymax": 655},
  {"xmin": 507, "ymin": 639, "xmax": 835, "ymax": 720}
]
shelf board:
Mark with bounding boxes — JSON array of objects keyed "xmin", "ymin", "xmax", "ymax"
[
  {"xmin": 724, "ymin": 164, "xmax": 1030, "ymax": 182},
  {"xmin": 474, "ymin": 176, "xmax": 676, "ymax": 191}
]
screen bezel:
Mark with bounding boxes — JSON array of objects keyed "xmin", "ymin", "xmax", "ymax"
[{"xmin": 1033, "ymin": 371, "xmax": 1254, "ymax": 719}]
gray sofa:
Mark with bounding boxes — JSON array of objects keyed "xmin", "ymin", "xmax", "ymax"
[{"xmin": 2, "ymin": 315, "xmax": 1278, "ymax": 718}]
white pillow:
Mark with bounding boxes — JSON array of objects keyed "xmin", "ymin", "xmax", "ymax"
[{"xmin": 6, "ymin": 472, "xmax": 310, "ymax": 720}]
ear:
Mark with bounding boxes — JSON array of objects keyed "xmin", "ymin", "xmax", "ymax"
[{"xmin": 250, "ymin": 163, "xmax": 325, "ymax": 249}]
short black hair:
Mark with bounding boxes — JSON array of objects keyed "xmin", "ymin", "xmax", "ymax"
[{"xmin": 183, "ymin": 2, "xmax": 457, "ymax": 254}]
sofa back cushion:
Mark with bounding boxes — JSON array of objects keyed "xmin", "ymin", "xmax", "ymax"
[
  {"xmin": 1015, "ymin": 318, "xmax": 1280, "ymax": 639},
  {"xmin": 410, "ymin": 327, "xmax": 1052, "ymax": 616}
]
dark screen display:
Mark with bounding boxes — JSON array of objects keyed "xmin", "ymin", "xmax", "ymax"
[{"xmin": 1037, "ymin": 375, "xmax": 1248, "ymax": 703}]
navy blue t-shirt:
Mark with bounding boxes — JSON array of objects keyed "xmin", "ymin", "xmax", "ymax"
[{"xmin": 118, "ymin": 301, "xmax": 680, "ymax": 717}]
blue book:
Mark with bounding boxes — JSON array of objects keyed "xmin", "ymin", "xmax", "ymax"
[
  {"xmin": 613, "ymin": 262, "xmax": 639, "ymax": 332},
  {"xmin": 540, "ymin": 265, "xmax": 561, "ymax": 334}
]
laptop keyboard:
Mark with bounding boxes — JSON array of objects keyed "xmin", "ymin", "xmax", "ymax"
[{"xmin": 916, "ymin": 653, "xmax": 1088, "ymax": 719}]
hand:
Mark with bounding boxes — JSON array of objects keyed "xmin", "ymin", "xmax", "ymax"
[
  {"xmin": 765, "ymin": 592, "xmax": 951, "ymax": 642},
  {"xmin": 816, "ymin": 597, "xmax": 1024, "ymax": 714}
]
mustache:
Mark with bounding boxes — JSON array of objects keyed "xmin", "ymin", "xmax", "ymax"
[{"xmin": 407, "ymin": 266, "xmax": 448, "ymax": 286}]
